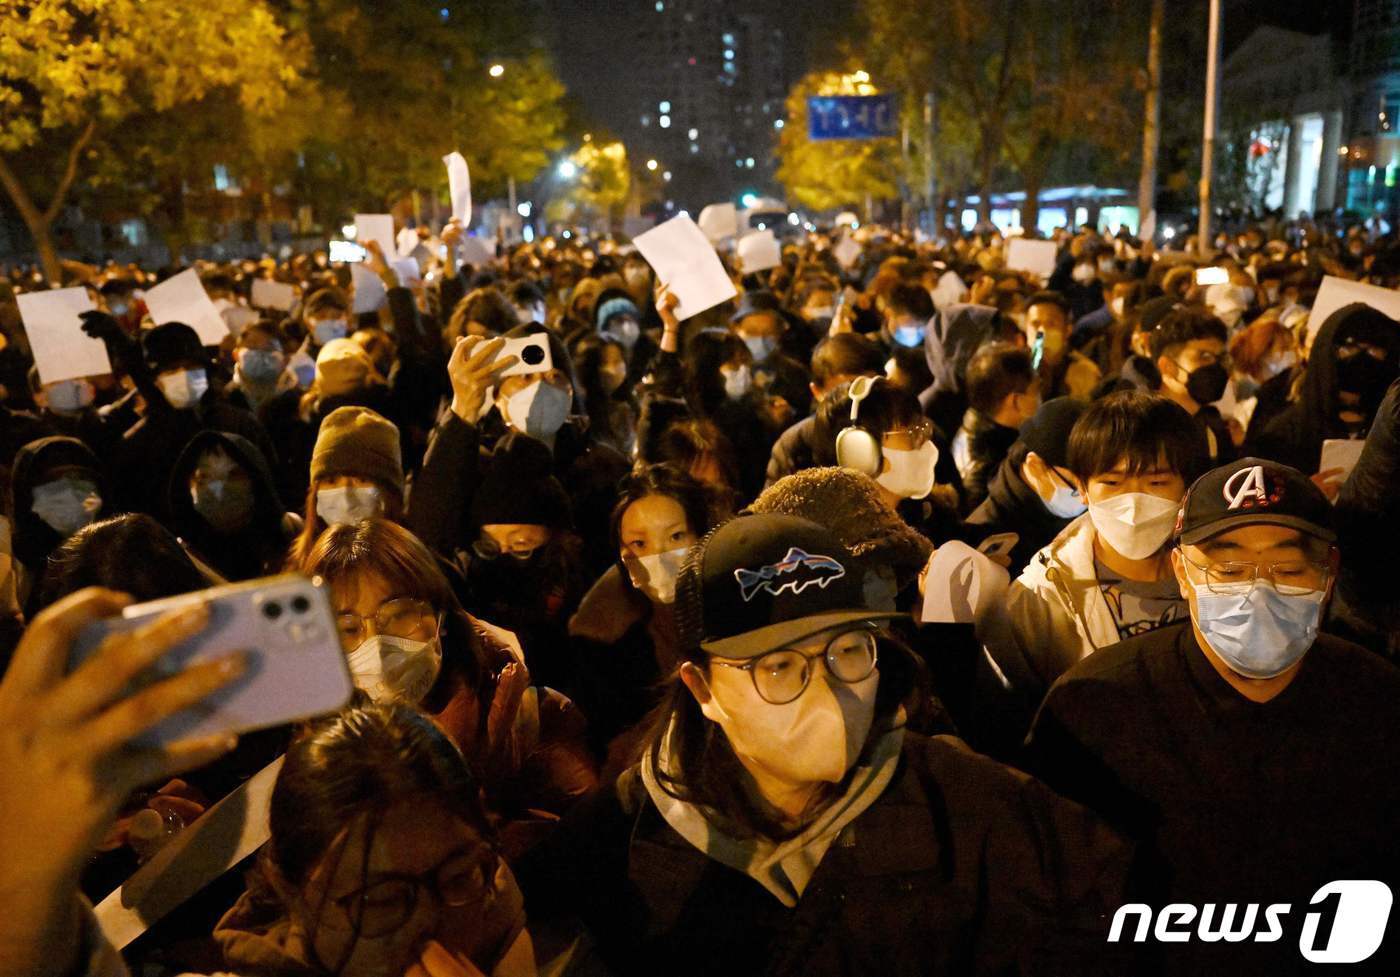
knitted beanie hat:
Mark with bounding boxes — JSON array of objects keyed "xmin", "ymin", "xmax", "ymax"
[
  {"xmin": 469, "ymin": 432, "xmax": 572, "ymax": 530},
  {"xmin": 749, "ymin": 466, "xmax": 933, "ymax": 586},
  {"xmin": 310, "ymin": 406, "xmax": 403, "ymax": 493}
]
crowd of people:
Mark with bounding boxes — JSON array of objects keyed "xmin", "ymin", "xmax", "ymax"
[{"xmin": 1, "ymin": 209, "xmax": 1399, "ymax": 976}]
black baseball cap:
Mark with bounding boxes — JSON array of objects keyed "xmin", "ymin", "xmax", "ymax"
[
  {"xmin": 1175, "ymin": 457, "xmax": 1336, "ymax": 546},
  {"xmin": 675, "ymin": 513, "xmax": 905, "ymax": 660}
]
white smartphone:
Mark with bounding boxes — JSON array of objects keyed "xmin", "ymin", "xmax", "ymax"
[
  {"xmin": 70, "ymin": 574, "xmax": 353, "ymax": 746},
  {"xmin": 977, "ymin": 532, "xmax": 1020, "ymax": 559},
  {"xmin": 1194, "ymin": 266, "xmax": 1229, "ymax": 286},
  {"xmin": 329, "ymin": 240, "xmax": 366, "ymax": 264},
  {"xmin": 497, "ymin": 334, "xmax": 553, "ymax": 378}
]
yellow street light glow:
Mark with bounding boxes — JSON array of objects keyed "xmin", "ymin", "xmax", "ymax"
[{"xmin": 488, "ymin": 63, "xmax": 504, "ymax": 77}]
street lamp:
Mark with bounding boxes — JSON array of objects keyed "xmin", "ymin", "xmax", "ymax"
[
  {"xmin": 488, "ymin": 63, "xmax": 505, "ymax": 78},
  {"xmin": 558, "ymin": 160, "xmax": 578, "ymax": 179},
  {"xmin": 646, "ymin": 159, "xmax": 658, "ymax": 171}
]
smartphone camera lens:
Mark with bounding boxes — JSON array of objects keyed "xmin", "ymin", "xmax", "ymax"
[
  {"xmin": 263, "ymin": 602, "xmax": 283, "ymax": 621},
  {"xmin": 291, "ymin": 595, "xmax": 311, "ymax": 614},
  {"xmin": 521, "ymin": 343, "xmax": 545, "ymax": 366}
]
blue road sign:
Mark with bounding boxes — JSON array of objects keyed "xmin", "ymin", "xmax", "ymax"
[{"xmin": 806, "ymin": 94, "xmax": 899, "ymax": 141}]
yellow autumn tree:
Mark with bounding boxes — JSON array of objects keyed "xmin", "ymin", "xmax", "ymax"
[
  {"xmin": 775, "ymin": 70, "xmax": 901, "ymax": 213},
  {"xmin": 0, "ymin": 0, "xmax": 304, "ymax": 280},
  {"xmin": 549, "ymin": 140, "xmax": 631, "ymax": 231}
]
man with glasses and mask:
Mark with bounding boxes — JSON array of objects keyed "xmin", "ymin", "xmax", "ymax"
[{"xmin": 1025, "ymin": 458, "xmax": 1400, "ymax": 975}]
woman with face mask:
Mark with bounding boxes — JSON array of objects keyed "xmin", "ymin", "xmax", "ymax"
[
  {"xmin": 815, "ymin": 376, "xmax": 967, "ymax": 545},
  {"xmin": 225, "ymin": 322, "xmax": 294, "ymax": 414},
  {"xmin": 982, "ymin": 392, "xmax": 1209, "ymax": 720},
  {"xmin": 219, "ymin": 702, "xmax": 537, "ymax": 977},
  {"xmin": 514, "ymin": 513, "xmax": 1133, "ymax": 976},
  {"xmin": 167, "ymin": 431, "xmax": 300, "ymax": 582},
  {"xmin": 572, "ymin": 334, "xmax": 637, "ymax": 456},
  {"xmin": 8, "ymin": 436, "xmax": 106, "ymax": 614},
  {"xmin": 298, "ymin": 519, "xmax": 597, "ymax": 856},
  {"xmin": 568, "ymin": 464, "xmax": 715, "ymax": 765},
  {"xmin": 287, "ymin": 406, "xmax": 406, "ymax": 568}
]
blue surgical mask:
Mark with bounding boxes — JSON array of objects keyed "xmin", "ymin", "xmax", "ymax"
[
  {"xmin": 893, "ymin": 323, "xmax": 926, "ymax": 348},
  {"xmin": 312, "ymin": 318, "xmax": 347, "ymax": 345},
  {"xmin": 1044, "ymin": 483, "xmax": 1087, "ymax": 519},
  {"xmin": 238, "ymin": 349, "xmax": 285, "ymax": 384},
  {"xmin": 1191, "ymin": 580, "xmax": 1324, "ymax": 679},
  {"xmin": 742, "ymin": 335, "xmax": 776, "ymax": 363}
]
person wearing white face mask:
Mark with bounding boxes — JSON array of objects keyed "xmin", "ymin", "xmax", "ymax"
[
  {"xmin": 9, "ymin": 436, "xmax": 106, "ymax": 610},
  {"xmin": 982, "ymin": 392, "xmax": 1208, "ymax": 715},
  {"xmin": 569, "ymin": 464, "xmax": 714, "ymax": 758},
  {"xmin": 1026, "ymin": 459, "xmax": 1400, "ymax": 976},
  {"xmin": 297, "ymin": 517, "xmax": 598, "ymax": 857},
  {"xmin": 515, "ymin": 513, "xmax": 1135, "ymax": 975},
  {"xmin": 287, "ymin": 405, "xmax": 404, "ymax": 567},
  {"xmin": 819, "ymin": 375, "xmax": 965, "ymax": 544}
]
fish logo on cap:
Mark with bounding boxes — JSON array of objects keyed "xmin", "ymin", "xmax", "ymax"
[{"xmin": 734, "ymin": 547, "xmax": 846, "ymax": 602}]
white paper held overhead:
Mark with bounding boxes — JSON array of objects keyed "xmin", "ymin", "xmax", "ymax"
[
  {"xmin": 696, "ymin": 202, "xmax": 738, "ymax": 242},
  {"xmin": 443, "ymin": 151, "xmax": 472, "ymax": 227},
  {"xmin": 143, "ymin": 269, "xmax": 228, "ymax": 344},
  {"xmin": 1306, "ymin": 275, "xmax": 1400, "ymax": 345},
  {"xmin": 250, "ymin": 278, "xmax": 297, "ymax": 311},
  {"xmin": 350, "ymin": 263, "xmax": 387, "ymax": 314},
  {"xmin": 633, "ymin": 214, "xmax": 738, "ymax": 321},
  {"xmin": 17, "ymin": 287, "xmax": 108, "ymax": 384},
  {"xmin": 736, "ymin": 229, "xmax": 782, "ymax": 275},
  {"xmin": 354, "ymin": 214, "xmax": 396, "ymax": 260},
  {"xmin": 1005, "ymin": 238, "xmax": 1059, "ymax": 281}
]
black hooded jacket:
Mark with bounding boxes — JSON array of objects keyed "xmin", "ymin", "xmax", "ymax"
[
  {"xmin": 165, "ymin": 430, "xmax": 299, "ymax": 582},
  {"xmin": 1253, "ymin": 303, "xmax": 1400, "ymax": 472},
  {"xmin": 918, "ymin": 303, "xmax": 1004, "ymax": 439},
  {"xmin": 8, "ymin": 436, "xmax": 108, "ymax": 595}
]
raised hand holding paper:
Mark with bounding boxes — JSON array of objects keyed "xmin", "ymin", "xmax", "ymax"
[
  {"xmin": 634, "ymin": 214, "xmax": 738, "ymax": 320},
  {"xmin": 443, "ymin": 151, "xmax": 472, "ymax": 226},
  {"xmin": 17, "ymin": 287, "xmax": 108, "ymax": 384},
  {"xmin": 920, "ymin": 540, "xmax": 1010, "ymax": 625},
  {"xmin": 354, "ymin": 213, "xmax": 396, "ymax": 259},
  {"xmin": 144, "ymin": 268, "xmax": 228, "ymax": 344}
]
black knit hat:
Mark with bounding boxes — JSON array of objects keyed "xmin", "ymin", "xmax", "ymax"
[
  {"xmin": 1017, "ymin": 396, "xmax": 1086, "ymax": 469},
  {"xmin": 469, "ymin": 432, "xmax": 573, "ymax": 530},
  {"xmin": 674, "ymin": 513, "xmax": 903, "ymax": 660},
  {"xmin": 142, "ymin": 322, "xmax": 209, "ymax": 372}
]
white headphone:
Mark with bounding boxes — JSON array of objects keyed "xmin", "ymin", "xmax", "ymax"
[{"xmin": 835, "ymin": 375, "xmax": 883, "ymax": 476}]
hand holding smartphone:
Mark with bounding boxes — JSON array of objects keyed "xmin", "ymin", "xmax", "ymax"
[{"xmin": 70, "ymin": 574, "xmax": 353, "ymax": 747}]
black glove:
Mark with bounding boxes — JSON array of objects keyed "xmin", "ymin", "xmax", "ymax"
[
  {"xmin": 79, "ymin": 309, "xmax": 142, "ymax": 375},
  {"xmin": 78, "ymin": 309, "xmax": 125, "ymax": 342}
]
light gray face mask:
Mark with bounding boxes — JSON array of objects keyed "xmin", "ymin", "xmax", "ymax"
[
  {"xmin": 31, "ymin": 478, "xmax": 102, "ymax": 536},
  {"xmin": 1191, "ymin": 581, "xmax": 1324, "ymax": 679},
  {"xmin": 316, "ymin": 485, "xmax": 384, "ymax": 526}
]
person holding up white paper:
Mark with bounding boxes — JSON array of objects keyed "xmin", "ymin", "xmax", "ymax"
[
  {"xmin": 633, "ymin": 215, "xmax": 737, "ymax": 321},
  {"xmin": 443, "ymin": 151, "xmax": 472, "ymax": 226}
]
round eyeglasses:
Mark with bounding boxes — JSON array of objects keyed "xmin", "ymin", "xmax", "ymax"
[
  {"xmin": 329, "ymin": 846, "xmax": 499, "ymax": 938},
  {"xmin": 335, "ymin": 597, "xmax": 437, "ymax": 649},
  {"xmin": 711, "ymin": 626, "xmax": 879, "ymax": 705}
]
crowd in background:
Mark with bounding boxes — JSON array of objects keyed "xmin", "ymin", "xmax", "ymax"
[{"xmin": 1, "ymin": 208, "xmax": 1399, "ymax": 976}]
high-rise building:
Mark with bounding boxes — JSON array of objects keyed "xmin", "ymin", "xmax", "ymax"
[{"xmin": 626, "ymin": 0, "xmax": 789, "ymax": 206}]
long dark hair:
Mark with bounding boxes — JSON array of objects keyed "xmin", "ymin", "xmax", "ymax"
[
  {"xmin": 640, "ymin": 627, "xmax": 927, "ymax": 840},
  {"xmin": 608, "ymin": 463, "xmax": 717, "ymax": 566},
  {"xmin": 682, "ymin": 328, "xmax": 749, "ymax": 418}
]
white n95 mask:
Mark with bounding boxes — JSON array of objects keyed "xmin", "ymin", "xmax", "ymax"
[
  {"xmin": 624, "ymin": 546, "xmax": 688, "ymax": 604},
  {"xmin": 1087, "ymin": 491, "xmax": 1179, "ymax": 560}
]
